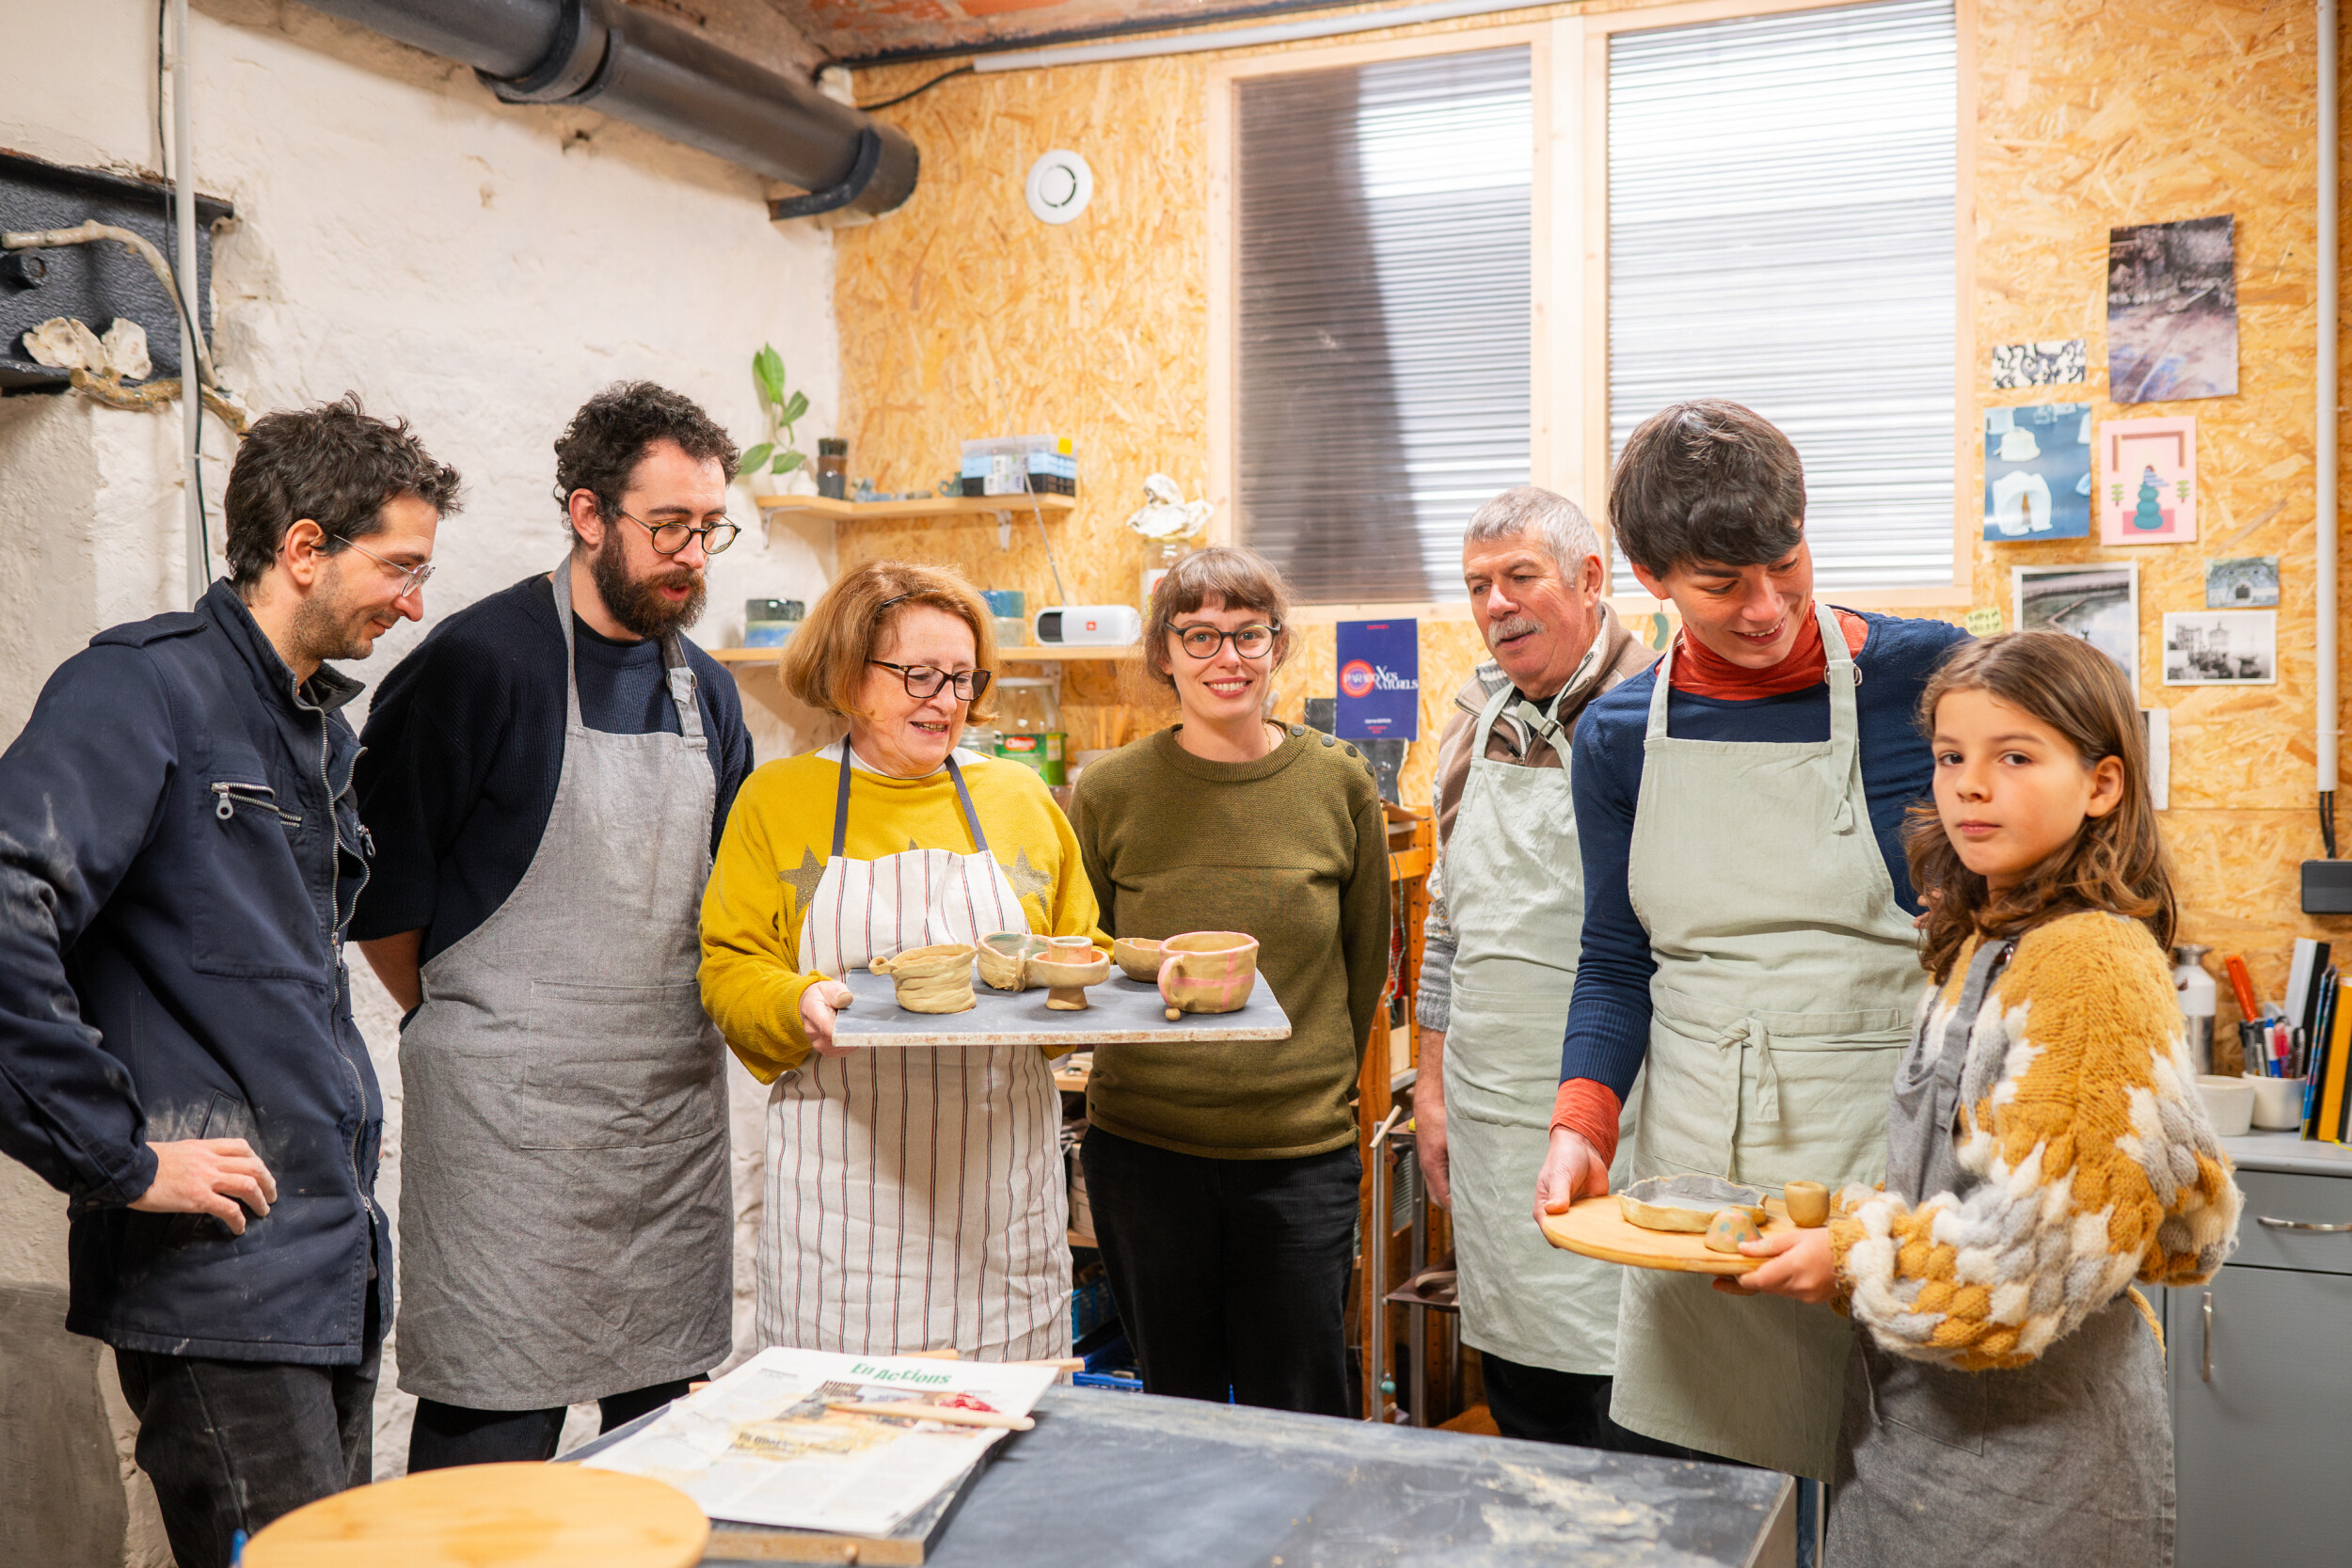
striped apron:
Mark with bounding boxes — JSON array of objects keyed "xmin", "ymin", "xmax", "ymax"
[{"xmin": 754, "ymin": 745, "xmax": 1071, "ymax": 1362}]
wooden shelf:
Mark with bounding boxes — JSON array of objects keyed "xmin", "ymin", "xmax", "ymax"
[
  {"xmin": 753, "ymin": 493, "xmax": 1078, "ymax": 523},
  {"xmin": 710, "ymin": 645, "xmax": 786, "ymax": 666},
  {"xmin": 999, "ymin": 645, "xmax": 1139, "ymax": 662}
]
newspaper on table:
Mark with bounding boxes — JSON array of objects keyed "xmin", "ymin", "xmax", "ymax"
[{"xmin": 580, "ymin": 1347, "xmax": 1057, "ymax": 1538}]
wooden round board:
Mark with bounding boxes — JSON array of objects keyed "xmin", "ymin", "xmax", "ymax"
[
  {"xmin": 1538, "ymin": 1194, "xmax": 1795, "ymax": 1275},
  {"xmin": 242, "ymin": 1463, "xmax": 707, "ymax": 1568}
]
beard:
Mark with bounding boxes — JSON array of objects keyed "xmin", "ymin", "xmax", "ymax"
[
  {"xmin": 289, "ymin": 559, "xmax": 389, "ymax": 669},
  {"xmin": 590, "ymin": 529, "xmax": 707, "ymax": 640}
]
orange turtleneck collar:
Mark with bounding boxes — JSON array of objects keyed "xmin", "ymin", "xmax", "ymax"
[{"xmin": 1669, "ymin": 602, "xmax": 1868, "ymax": 699}]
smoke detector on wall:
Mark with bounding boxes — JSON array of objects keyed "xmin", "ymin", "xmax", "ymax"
[{"xmin": 1025, "ymin": 150, "xmax": 1092, "ymax": 225}]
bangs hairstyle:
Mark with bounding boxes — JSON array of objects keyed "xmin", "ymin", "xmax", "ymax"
[
  {"xmin": 1140, "ymin": 546, "xmax": 1294, "ymax": 691},
  {"xmin": 1906, "ymin": 630, "xmax": 2175, "ymax": 983},
  {"xmin": 1609, "ymin": 399, "xmax": 1805, "ymax": 579},
  {"xmin": 782, "ymin": 559, "xmax": 999, "ymax": 725}
]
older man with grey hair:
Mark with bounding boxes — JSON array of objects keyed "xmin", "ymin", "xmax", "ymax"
[{"xmin": 1412, "ymin": 484, "xmax": 1669, "ymax": 1449}]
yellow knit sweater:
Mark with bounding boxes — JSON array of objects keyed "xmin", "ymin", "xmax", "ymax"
[
  {"xmin": 699, "ymin": 746, "xmax": 1106, "ymax": 1080},
  {"xmin": 1828, "ymin": 910, "xmax": 2242, "ymax": 1370}
]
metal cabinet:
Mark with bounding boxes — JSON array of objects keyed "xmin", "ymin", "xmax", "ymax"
[{"xmin": 2168, "ymin": 1164, "xmax": 2352, "ymax": 1567}]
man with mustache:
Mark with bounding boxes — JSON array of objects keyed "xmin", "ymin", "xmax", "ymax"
[
  {"xmin": 352, "ymin": 381, "xmax": 754, "ymax": 1467},
  {"xmin": 1411, "ymin": 487, "xmax": 1658, "ymax": 1448}
]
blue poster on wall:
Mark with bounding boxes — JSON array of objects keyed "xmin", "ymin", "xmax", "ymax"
[{"xmin": 1336, "ymin": 619, "xmax": 1419, "ymax": 739}]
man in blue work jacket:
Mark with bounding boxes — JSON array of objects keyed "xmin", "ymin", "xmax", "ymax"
[{"xmin": 0, "ymin": 396, "xmax": 458, "ymax": 1568}]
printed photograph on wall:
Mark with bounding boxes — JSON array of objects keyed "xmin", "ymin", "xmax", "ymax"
[
  {"xmin": 2162, "ymin": 610, "xmax": 2276, "ymax": 686},
  {"xmin": 2107, "ymin": 215, "xmax": 2238, "ymax": 403},
  {"xmin": 2099, "ymin": 415, "xmax": 2197, "ymax": 545},
  {"xmin": 1989, "ymin": 339, "xmax": 2087, "ymax": 388},
  {"xmin": 1983, "ymin": 403, "xmax": 2092, "ymax": 541},
  {"xmin": 2014, "ymin": 562, "xmax": 2139, "ymax": 697},
  {"xmin": 2204, "ymin": 555, "xmax": 2280, "ymax": 608}
]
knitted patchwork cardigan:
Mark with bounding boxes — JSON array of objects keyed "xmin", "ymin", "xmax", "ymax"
[{"xmin": 1827, "ymin": 909, "xmax": 2243, "ymax": 1371}]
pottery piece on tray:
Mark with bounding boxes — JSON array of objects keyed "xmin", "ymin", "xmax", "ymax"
[
  {"xmin": 1782, "ymin": 1180, "xmax": 1831, "ymax": 1228},
  {"xmin": 1027, "ymin": 942, "xmax": 1111, "ymax": 1010},
  {"xmin": 1110, "ymin": 936, "xmax": 1165, "ymax": 983},
  {"xmin": 1617, "ymin": 1174, "xmax": 1769, "ymax": 1234},
  {"xmin": 1155, "ymin": 931, "xmax": 1260, "ymax": 1021},
  {"xmin": 977, "ymin": 931, "xmax": 1043, "ymax": 991},
  {"xmin": 1703, "ymin": 1207, "xmax": 1763, "ymax": 1254},
  {"xmin": 869, "ymin": 942, "xmax": 977, "ymax": 1013}
]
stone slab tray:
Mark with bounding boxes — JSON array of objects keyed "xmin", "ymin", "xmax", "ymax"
[{"xmin": 831, "ymin": 964, "xmax": 1292, "ymax": 1048}]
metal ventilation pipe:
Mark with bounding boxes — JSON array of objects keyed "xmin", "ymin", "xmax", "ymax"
[{"xmin": 298, "ymin": 0, "xmax": 917, "ymax": 217}]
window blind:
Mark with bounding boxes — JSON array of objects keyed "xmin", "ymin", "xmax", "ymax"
[
  {"xmin": 1236, "ymin": 46, "xmax": 1533, "ymax": 605},
  {"xmin": 1608, "ymin": 0, "xmax": 1958, "ymax": 592}
]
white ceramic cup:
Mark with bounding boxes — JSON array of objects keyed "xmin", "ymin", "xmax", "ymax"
[
  {"xmin": 2195, "ymin": 1075, "xmax": 2254, "ymax": 1138},
  {"xmin": 2248, "ymin": 1074, "xmax": 2307, "ymax": 1131}
]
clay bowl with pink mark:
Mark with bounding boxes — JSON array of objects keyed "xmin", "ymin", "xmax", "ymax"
[
  {"xmin": 1027, "ymin": 940, "xmax": 1111, "ymax": 1010},
  {"xmin": 1155, "ymin": 931, "xmax": 1261, "ymax": 1017}
]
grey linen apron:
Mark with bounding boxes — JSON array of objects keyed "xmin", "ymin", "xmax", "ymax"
[
  {"xmin": 1445, "ymin": 682, "xmax": 1641, "ymax": 1374},
  {"xmin": 1829, "ymin": 935, "xmax": 2174, "ymax": 1567},
  {"xmin": 396, "ymin": 558, "xmax": 733, "ymax": 1409},
  {"xmin": 1610, "ymin": 599, "xmax": 1918, "ymax": 1480}
]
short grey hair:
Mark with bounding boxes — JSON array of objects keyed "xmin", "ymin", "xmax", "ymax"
[{"xmin": 1463, "ymin": 485, "xmax": 1603, "ymax": 571}]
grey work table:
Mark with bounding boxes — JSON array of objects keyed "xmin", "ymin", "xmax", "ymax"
[
  {"xmin": 2217, "ymin": 1126, "xmax": 2352, "ymax": 1176},
  {"xmin": 833, "ymin": 965, "xmax": 1292, "ymax": 1047}
]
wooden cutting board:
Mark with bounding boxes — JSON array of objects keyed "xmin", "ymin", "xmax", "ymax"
[
  {"xmin": 241, "ymin": 1463, "xmax": 708, "ymax": 1568},
  {"xmin": 1538, "ymin": 1194, "xmax": 1797, "ymax": 1276}
]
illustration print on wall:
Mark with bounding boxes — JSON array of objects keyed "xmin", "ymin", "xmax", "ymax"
[
  {"xmin": 2162, "ymin": 610, "xmax": 2276, "ymax": 686},
  {"xmin": 2107, "ymin": 215, "xmax": 2238, "ymax": 403},
  {"xmin": 2014, "ymin": 562, "xmax": 2139, "ymax": 698},
  {"xmin": 1983, "ymin": 403, "xmax": 2091, "ymax": 540},
  {"xmin": 2204, "ymin": 556, "xmax": 2280, "ymax": 608},
  {"xmin": 1989, "ymin": 340, "xmax": 2087, "ymax": 388},
  {"xmin": 2099, "ymin": 416, "xmax": 2197, "ymax": 545}
]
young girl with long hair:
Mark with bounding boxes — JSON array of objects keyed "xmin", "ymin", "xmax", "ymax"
[{"xmin": 1731, "ymin": 629, "xmax": 2242, "ymax": 1565}]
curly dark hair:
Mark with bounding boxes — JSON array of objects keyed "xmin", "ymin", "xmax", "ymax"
[
  {"xmin": 222, "ymin": 394, "xmax": 461, "ymax": 587},
  {"xmin": 1608, "ymin": 399, "xmax": 1805, "ymax": 579},
  {"xmin": 551, "ymin": 381, "xmax": 740, "ymax": 538}
]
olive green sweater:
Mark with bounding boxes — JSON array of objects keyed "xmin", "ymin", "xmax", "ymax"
[{"xmin": 1073, "ymin": 724, "xmax": 1392, "ymax": 1160}]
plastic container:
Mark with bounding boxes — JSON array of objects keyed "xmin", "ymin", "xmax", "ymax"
[
  {"xmin": 2174, "ymin": 943, "xmax": 2217, "ymax": 1076},
  {"xmin": 2196, "ymin": 1075, "xmax": 2254, "ymax": 1137},
  {"xmin": 993, "ymin": 676, "xmax": 1065, "ymax": 785},
  {"xmin": 2249, "ymin": 1074, "xmax": 2307, "ymax": 1131},
  {"xmin": 960, "ymin": 434, "xmax": 1077, "ymax": 497},
  {"xmin": 742, "ymin": 597, "xmax": 804, "ymax": 649},
  {"xmin": 983, "ymin": 589, "xmax": 1028, "ymax": 648}
]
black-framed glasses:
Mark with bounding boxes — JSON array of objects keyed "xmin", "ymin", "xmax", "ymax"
[
  {"xmin": 616, "ymin": 508, "xmax": 739, "ymax": 556},
  {"xmin": 1174, "ymin": 623, "xmax": 1279, "ymax": 660},
  {"xmin": 870, "ymin": 660, "xmax": 993, "ymax": 702},
  {"xmin": 333, "ymin": 534, "xmax": 434, "ymax": 597}
]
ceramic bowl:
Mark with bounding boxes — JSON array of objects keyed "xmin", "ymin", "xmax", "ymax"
[
  {"xmin": 977, "ymin": 931, "xmax": 1042, "ymax": 991},
  {"xmin": 1110, "ymin": 937, "xmax": 1165, "ymax": 983},
  {"xmin": 1617, "ymin": 1174, "xmax": 1769, "ymax": 1234},
  {"xmin": 2195, "ymin": 1074, "xmax": 2255, "ymax": 1138},
  {"xmin": 1156, "ymin": 931, "xmax": 1260, "ymax": 1016},
  {"xmin": 1703, "ymin": 1207, "xmax": 1763, "ymax": 1254},
  {"xmin": 1027, "ymin": 947, "xmax": 1112, "ymax": 1010},
  {"xmin": 2248, "ymin": 1073, "xmax": 2306, "ymax": 1131},
  {"xmin": 868, "ymin": 942, "xmax": 978, "ymax": 1014}
]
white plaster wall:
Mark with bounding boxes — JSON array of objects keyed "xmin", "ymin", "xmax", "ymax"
[{"xmin": 0, "ymin": 1, "xmax": 846, "ymax": 1556}]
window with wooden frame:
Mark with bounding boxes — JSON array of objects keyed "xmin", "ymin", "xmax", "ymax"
[{"xmin": 1207, "ymin": 0, "xmax": 1970, "ymax": 618}]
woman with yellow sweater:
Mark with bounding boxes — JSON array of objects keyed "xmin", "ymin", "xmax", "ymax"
[
  {"xmin": 699, "ymin": 561, "xmax": 1104, "ymax": 1362},
  {"xmin": 1734, "ymin": 632, "xmax": 2241, "ymax": 1564}
]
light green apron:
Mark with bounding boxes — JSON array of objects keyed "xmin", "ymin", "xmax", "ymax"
[
  {"xmin": 1444, "ymin": 683, "xmax": 1640, "ymax": 1376},
  {"xmin": 1608, "ymin": 598, "xmax": 1919, "ymax": 1481}
]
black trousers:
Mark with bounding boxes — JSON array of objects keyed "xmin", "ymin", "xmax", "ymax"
[
  {"xmin": 114, "ymin": 1291, "xmax": 382, "ymax": 1568},
  {"xmin": 1080, "ymin": 1124, "xmax": 1359, "ymax": 1418},
  {"xmin": 406, "ymin": 1378, "xmax": 700, "ymax": 1470},
  {"xmin": 1478, "ymin": 1351, "xmax": 1712, "ymax": 1457}
]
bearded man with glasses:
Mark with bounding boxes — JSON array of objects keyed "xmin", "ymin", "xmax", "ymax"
[{"xmin": 351, "ymin": 381, "xmax": 755, "ymax": 1468}]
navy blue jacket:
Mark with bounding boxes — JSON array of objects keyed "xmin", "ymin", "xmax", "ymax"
[{"xmin": 0, "ymin": 580, "xmax": 389, "ymax": 1364}]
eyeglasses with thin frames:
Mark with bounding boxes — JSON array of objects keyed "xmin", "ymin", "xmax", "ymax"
[
  {"xmin": 869, "ymin": 660, "xmax": 993, "ymax": 702},
  {"xmin": 615, "ymin": 508, "xmax": 739, "ymax": 557},
  {"xmin": 334, "ymin": 534, "xmax": 434, "ymax": 598},
  {"xmin": 1174, "ymin": 623, "xmax": 1279, "ymax": 660}
]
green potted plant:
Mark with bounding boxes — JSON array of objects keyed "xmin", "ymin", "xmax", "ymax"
[{"xmin": 739, "ymin": 343, "xmax": 814, "ymax": 496}]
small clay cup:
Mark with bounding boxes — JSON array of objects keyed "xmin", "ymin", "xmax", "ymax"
[
  {"xmin": 1156, "ymin": 931, "xmax": 1260, "ymax": 1018},
  {"xmin": 1110, "ymin": 937, "xmax": 1165, "ymax": 983},
  {"xmin": 1703, "ymin": 1207, "xmax": 1762, "ymax": 1255},
  {"xmin": 869, "ymin": 942, "xmax": 978, "ymax": 1013},
  {"xmin": 1783, "ymin": 1180, "xmax": 1831, "ymax": 1229},
  {"xmin": 1028, "ymin": 943, "xmax": 1111, "ymax": 1010},
  {"xmin": 977, "ymin": 931, "xmax": 1042, "ymax": 991}
]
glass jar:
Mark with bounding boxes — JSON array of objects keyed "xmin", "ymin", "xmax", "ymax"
[
  {"xmin": 816, "ymin": 437, "xmax": 848, "ymax": 500},
  {"xmin": 993, "ymin": 676, "xmax": 1065, "ymax": 786}
]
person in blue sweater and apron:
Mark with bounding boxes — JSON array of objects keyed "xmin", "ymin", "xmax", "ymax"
[{"xmin": 1531, "ymin": 400, "xmax": 1969, "ymax": 1511}]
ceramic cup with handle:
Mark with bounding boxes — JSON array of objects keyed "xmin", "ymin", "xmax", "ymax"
[{"xmin": 1155, "ymin": 931, "xmax": 1260, "ymax": 1017}]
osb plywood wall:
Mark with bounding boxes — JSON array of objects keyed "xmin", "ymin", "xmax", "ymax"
[{"xmin": 839, "ymin": 0, "xmax": 2348, "ymax": 1030}]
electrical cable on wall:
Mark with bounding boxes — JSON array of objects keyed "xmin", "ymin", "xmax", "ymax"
[
  {"xmin": 158, "ymin": 0, "xmax": 211, "ymax": 588},
  {"xmin": 857, "ymin": 64, "xmax": 975, "ymax": 112}
]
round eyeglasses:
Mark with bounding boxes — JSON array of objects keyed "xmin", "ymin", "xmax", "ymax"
[
  {"xmin": 333, "ymin": 534, "xmax": 434, "ymax": 598},
  {"xmin": 1174, "ymin": 623, "xmax": 1279, "ymax": 660},
  {"xmin": 870, "ymin": 660, "xmax": 993, "ymax": 702},
  {"xmin": 616, "ymin": 508, "xmax": 740, "ymax": 556}
]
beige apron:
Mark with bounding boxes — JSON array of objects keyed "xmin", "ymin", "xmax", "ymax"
[
  {"xmin": 1609, "ymin": 599, "xmax": 1918, "ymax": 1480},
  {"xmin": 1444, "ymin": 683, "xmax": 1640, "ymax": 1375},
  {"xmin": 755, "ymin": 744, "xmax": 1070, "ymax": 1362}
]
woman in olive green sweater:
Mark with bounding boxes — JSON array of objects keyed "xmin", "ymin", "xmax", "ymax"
[{"xmin": 1072, "ymin": 546, "xmax": 1391, "ymax": 1417}]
